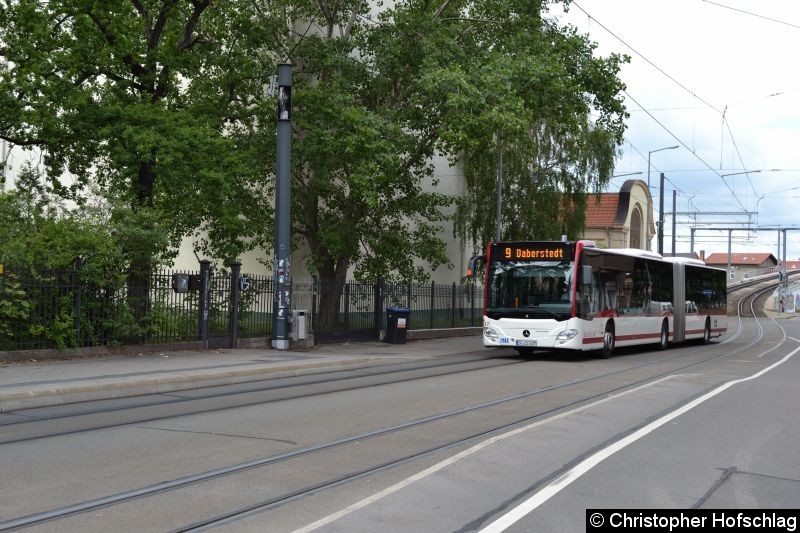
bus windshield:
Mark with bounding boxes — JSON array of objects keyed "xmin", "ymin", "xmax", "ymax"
[{"xmin": 487, "ymin": 259, "xmax": 574, "ymax": 320}]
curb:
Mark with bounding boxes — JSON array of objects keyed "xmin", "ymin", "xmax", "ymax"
[{"xmin": 0, "ymin": 357, "xmax": 389, "ymax": 412}]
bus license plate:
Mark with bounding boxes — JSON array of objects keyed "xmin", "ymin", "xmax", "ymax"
[{"xmin": 515, "ymin": 339, "xmax": 537, "ymax": 347}]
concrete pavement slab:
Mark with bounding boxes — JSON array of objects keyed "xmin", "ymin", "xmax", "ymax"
[{"xmin": 0, "ymin": 336, "xmax": 487, "ymax": 412}]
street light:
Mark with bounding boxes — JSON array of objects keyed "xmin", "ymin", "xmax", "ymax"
[
  {"xmin": 720, "ymin": 169, "xmax": 781, "ymax": 197},
  {"xmin": 647, "ymin": 145, "xmax": 679, "ymax": 188},
  {"xmin": 752, "ymin": 194, "xmax": 766, "ymax": 228},
  {"xmin": 610, "ymin": 171, "xmax": 643, "ymax": 178},
  {"xmin": 0, "ymin": 139, "xmax": 7, "ymax": 191},
  {"xmin": 720, "ymin": 169, "xmax": 780, "ymax": 180},
  {"xmin": 658, "ymin": 172, "xmax": 667, "ymax": 255}
]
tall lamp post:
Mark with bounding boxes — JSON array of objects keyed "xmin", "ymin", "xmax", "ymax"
[
  {"xmin": 648, "ymin": 145, "xmax": 678, "ymax": 253},
  {"xmin": 658, "ymin": 172, "xmax": 666, "ymax": 255},
  {"xmin": 752, "ymin": 194, "xmax": 766, "ymax": 228},
  {"xmin": 495, "ymin": 131, "xmax": 504, "ymax": 242},
  {"xmin": 0, "ymin": 139, "xmax": 6, "ymax": 191},
  {"xmin": 647, "ymin": 145, "xmax": 678, "ymax": 188},
  {"xmin": 272, "ymin": 63, "xmax": 293, "ymax": 350}
]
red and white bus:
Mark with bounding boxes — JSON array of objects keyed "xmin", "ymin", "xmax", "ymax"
[{"xmin": 468, "ymin": 240, "xmax": 727, "ymax": 357}]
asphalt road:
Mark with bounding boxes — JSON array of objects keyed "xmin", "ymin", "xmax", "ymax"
[{"xmin": 1, "ymin": 316, "xmax": 798, "ymax": 532}]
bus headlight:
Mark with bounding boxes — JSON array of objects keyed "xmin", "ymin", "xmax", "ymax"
[
  {"xmin": 484, "ymin": 326, "xmax": 499, "ymax": 339},
  {"xmin": 556, "ymin": 329, "xmax": 579, "ymax": 341}
]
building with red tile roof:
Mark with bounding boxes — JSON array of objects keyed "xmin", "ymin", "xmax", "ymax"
[
  {"xmin": 583, "ymin": 179, "xmax": 655, "ymax": 251},
  {"xmin": 704, "ymin": 252, "xmax": 778, "ymax": 281},
  {"xmin": 704, "ymin": 252, "xmax": 777, "ymax": 268}
]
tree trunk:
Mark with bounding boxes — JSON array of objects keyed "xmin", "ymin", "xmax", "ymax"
[
  {"xmin": 125, "ymin": 157, "xmax": 157, "ymax": 341},
  {"xmin": 316, "ymin": 257, "xmax": 349, "ymax": 333}
]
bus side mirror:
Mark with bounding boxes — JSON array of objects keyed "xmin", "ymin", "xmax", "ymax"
[
  {"xmin": 581, "ymin": 265, "xmax": 593, "ymax": 287},
  {"xmin": 467, "ymin": 254, "xmax": 485, "ymax": 278}
]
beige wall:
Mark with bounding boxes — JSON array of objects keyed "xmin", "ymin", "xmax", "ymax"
[
  {"xmin": 172, "ymin": 174, "xmax": 654, "ymax": 280},
  {"xmin": 173, "ymin": 153, "xmax": 468, "ymax": 282}
]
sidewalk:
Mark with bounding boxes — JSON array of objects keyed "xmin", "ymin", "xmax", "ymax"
[
  {"xmin": 0, "ymin": 336, "xmax": 488, "ymax": 412},
  {"xmin": 763, "ymin": 308, "xmax": 798, "ymax": 320}
]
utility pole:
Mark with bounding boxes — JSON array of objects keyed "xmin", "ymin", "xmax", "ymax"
[
  {"xmin": 272, "ymin": 63, "xmax": 293, "ymax": 350},
  {"xmin": 727, "ymin": 229, "xmax": 733, "ymax": 280},
  {"xmin": 1, "ymin": 139, "xmax": 6, "ymax": 190},
  {"xmin": 494, "ymin": 131, "xmax": 504, "ymax": 242},
  {"xmin": 671, "ymin": 189, "xmax": 677, "ymax": 256},
  {"xmin": 658, "ymin": 173, "xmax": 665, "ymax": 255},
  {"xmin": 783, "ymin": 228, "xmax": 787, "ymax": 266}
]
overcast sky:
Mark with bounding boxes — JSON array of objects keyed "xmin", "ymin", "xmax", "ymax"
[{"xmin": 555, "ymin": 0, "xmax": 800, "ymax": 262}]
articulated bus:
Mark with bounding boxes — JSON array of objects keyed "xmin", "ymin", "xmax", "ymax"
[{"xmin": 468, "ymin": 240, "xmax": 727, "ymax": 357}]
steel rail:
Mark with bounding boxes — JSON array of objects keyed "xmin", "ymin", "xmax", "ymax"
[{"xmin": 0, "ymin": 284, "xmax": 781, "ymax": 532}]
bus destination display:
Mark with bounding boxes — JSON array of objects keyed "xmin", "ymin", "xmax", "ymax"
[{"xmin": 491, "ymin": 243, "xmax": 573, "ymax": 261}]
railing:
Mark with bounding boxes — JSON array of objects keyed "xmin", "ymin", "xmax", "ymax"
[{"xmin": 0, "ymin": 262, "xmax": 483, "ymax": 352}]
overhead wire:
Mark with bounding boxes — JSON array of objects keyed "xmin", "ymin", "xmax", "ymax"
[
  {"xmin": 701, "ymin": 1, "xmax": 800, "ymax": 31},
  {"xmin": 622, "ymin": 89, "xmax": 748, "ymax": 211},
  {"xmin": 569, "ymin": 1, "xmax": 758, "ymax": 209}
]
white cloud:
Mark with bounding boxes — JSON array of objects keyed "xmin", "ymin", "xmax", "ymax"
[{"xmin": 555, "ymin": 0, "xmax": 800, "ymax": 260}]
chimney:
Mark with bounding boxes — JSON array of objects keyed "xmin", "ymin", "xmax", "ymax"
[{"xmin": 699, "ymin": 250, "xmax": 706, "ymax": 261}]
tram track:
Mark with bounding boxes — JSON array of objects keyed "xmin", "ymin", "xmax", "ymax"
[
  {"xmin": 0, "ymin": 283, "xmax": 788, "ymax": 532},
  {"xmin": 0, "ymin": 355, "xmax": 526, "ymax": 445}
]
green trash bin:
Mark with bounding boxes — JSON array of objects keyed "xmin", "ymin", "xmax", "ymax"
[{"xmin": 386, "ymin": 307, "xmax": 411, "ymax": 344}]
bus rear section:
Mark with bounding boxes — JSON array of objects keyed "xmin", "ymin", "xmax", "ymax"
[
  {"xmin": 578, "ymin": 246, "xmax": 675, "ymax": 354},
  {"xmin": 670, "ymin": 259, "xmax": 727, "ymax": 343}
]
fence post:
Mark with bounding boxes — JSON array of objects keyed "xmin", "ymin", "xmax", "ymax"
[
  {"xmin": 470, "ymin": 282, "xmax": 475, "ymax": 327},
  {"xmin": 311, "ymin": 275, "xmax": 318, "ymax": 338},
  {"xmin": 344, "ymin": 282, "xmax": 350, "ymax": 341},
  {"xmin": 430, "ymin": 281, "xmax": 435, "ymax": 329},
  {"xmin": 198, "ymin": 260, "xmax": 212, "ymax": 350},
  {"xmin": 74, "ymin": 257, "xmax": 82, "ymax": 347},
  {"xmin": 229, "ymin": 261, "xmax": 242, "ymax": 349},
  {"xmin": 451, "ymin": 282, "xmax": 456, "ymax": 328},
  {"xmin": 373, "ymin": 277, "xmax": 383, "ymax": 341}
]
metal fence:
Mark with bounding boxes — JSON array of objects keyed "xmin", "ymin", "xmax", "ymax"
[{"xmin": 0, "ymin": 262, "xmax": 483, "ymax": 352}]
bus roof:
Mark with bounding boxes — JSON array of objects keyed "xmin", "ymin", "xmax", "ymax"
[
  {"xmin": 594, "ymin": 248, "xmax": 664, "ymax": 260},
  {"xmin": 662, "ymin": 256, "xmax": 707, "ymax": 266}
]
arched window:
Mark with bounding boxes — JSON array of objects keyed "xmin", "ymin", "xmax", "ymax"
[{"xmin": 630, "ymin": 206, "xmax": 643, "ymax": 249}]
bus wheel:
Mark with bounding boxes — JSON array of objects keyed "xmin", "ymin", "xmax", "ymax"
[
  {"xmin": 658, "ymin": 320, "xmax": 669, "ymax": 350},
  {"xmin": 703, "ymin": 318, "xmax": 712, "ymax": 344},
  {"xmin": 601, "ymin": 323, "xmax": 615, "ymax": 358}
]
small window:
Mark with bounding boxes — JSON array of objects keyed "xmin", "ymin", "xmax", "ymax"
[{"xmin": 630, "ymin": 205, "xmax": 643, "ymax": 249}]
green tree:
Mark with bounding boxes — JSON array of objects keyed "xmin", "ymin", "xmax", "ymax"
[
  {"xmin": 252, "ymin": 0, "xmax": 626, "ymax": 323},
  {"xmin": 0, "ymin": 164, "xmax": 145, "ymax": 348},
  {"xmin": 257, "ymin": 0, "xmax": 627, "ymax": 279},
  {"xmin": 1, "ymin": 0, "xmax": 628, "ymax": 336},
  {"xmin": 0, "ymin": 1, "xmax": 274, "ymax": 317},
  {"xmin": 449, "ymin": 2, "xmax": 628, "ymax": 249}
]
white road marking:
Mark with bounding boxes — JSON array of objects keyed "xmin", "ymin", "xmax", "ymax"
[
  {"xmin": 292, "ymin": 376, "xmax": 675, "ymax": 533},
  {"xmin": 479, "ymin": 344, "xmax": 800, "ymax": 533}
]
